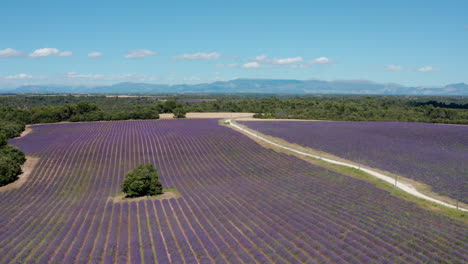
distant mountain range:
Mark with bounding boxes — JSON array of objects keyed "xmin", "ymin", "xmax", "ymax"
[{"xmin": 3, "ymin": 79, "xmax": 468, "ymax": 96}]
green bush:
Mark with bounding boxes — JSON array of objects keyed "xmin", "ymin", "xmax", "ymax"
[
  {"xmin": 0, "ymin": 131, "xmax": 26, "ymax": 187},
  {"xmin": 172, "ymin": 107, "xmax": 186, "ymax": 118},
  {"xmin": 0, "ymin": 145, "xmax": 26, "ymax": 165},
  {"xmin": 0, "ymin": 156, "xmax": 22, "ymax": 186},
  {"xmin": 162, "ymin": 100, "xmax": 180, "ymax": 113},
  {"xmin": 0, "ymin": 122, "xmax": 25, "ymax": 138},
  {"xmin": 121, "ymin": 164, "xmax": 163, "ymax": 197},
  {"xmin": 0, "ymin": 133, "xmax": 6, "ymax": 148}
]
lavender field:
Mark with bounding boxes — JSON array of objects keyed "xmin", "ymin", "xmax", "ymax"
[
  {"xmin": 1, "ymin": 119, "xmax": 466, "ymax": 263},
  {"xmin": 239, "ymin": 121, "xmax": 468, "ymax": 204}
]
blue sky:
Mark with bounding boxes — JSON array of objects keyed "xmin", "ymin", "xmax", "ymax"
[{"xmin": 0, "ymin": 0, "xmax": 467, "ymax": 88}]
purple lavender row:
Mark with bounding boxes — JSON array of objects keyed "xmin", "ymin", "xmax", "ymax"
[
  {"xmin": 239, "ymin": 120, "xmax": 468, "ymax": 203},
  {"xmin": 136, "ymin": 201, "xmax": 156, "ymax": 264},
  {"xmin": 1, "ymin": 119, "xmax": 466, "ymax": 263}
]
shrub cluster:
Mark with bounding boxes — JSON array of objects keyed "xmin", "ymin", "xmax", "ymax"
[
  {"xmin": 172, "ymin": 107, "xmax": 187, "ymax": 118},
  {"xmin": 122, "ymin": 164, "xmax": 163, "ymax": 197},
  {"xmin": 0, "ymin": 133, "xmax": 26, "ymax": 186},
  {"xmin": 0, "ymin": 121, "xmax": 25, "ymax": 138}
]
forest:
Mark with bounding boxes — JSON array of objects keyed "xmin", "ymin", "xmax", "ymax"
[{"xmin": 1, "ymin": 94, "xmax": 467, "ymax": 125}]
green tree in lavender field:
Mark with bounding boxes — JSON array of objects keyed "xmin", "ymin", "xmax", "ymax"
[{"xmin": 121, "ymin": 164, "xmax": 163, "ymax": 197}]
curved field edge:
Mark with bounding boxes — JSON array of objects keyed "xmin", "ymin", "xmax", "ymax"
[
  {"xmin": 0, "ymin": 156, "xmax": 40, "ymax": 192},
  {"xmin": 225, "ymin": 120, "xmax": 467, "ymax": 220},
  {"xmin": 13, "ymin": 125, "xmax": 33, "ymax": 139}
]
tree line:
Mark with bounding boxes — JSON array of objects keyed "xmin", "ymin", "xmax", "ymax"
[
  {"xmin": 1, "ymin": 95, "xmax": 467, "ymax": 125},
  {"xmin": 0, "ymin": 100, "xmax": 189, "ymax": 125}
]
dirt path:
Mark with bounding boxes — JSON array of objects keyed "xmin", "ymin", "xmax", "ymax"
[
  {"xmin": 235, "ymin": 117, "xmax": 324, "ymax": 121},
  {"xmin": 0, "ymin": 156, "xmax": 40, "ymax": 192},
  {"xmin": 159, "ymin": 112, "xmax": 254, "ymax": 119},
  {"xmin": 226, "ymin": 119, "xmax": 467, "ymax": 212},
  {"xmin": 109, "ymin": 189, "xmax": 181, "ymax": 203}
]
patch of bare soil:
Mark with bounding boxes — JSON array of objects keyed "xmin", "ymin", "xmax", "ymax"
[
  {"xmin": 234, "ymin": 117, "xmax": 324, "ymax": 121},
  {"xmin": 159, "ymin": 113, "xmax": 175, "ymax": 119},
  {"xmin": 0, "ymin": 156, "xmax": 40, "ymax": 192},
  {"xmin": 109, "ymin": 188, "xmax": 181, "ymax": 203},
  {"xmin": 160, "ymin": 112, "xmax": 254, "ymax": 119}
]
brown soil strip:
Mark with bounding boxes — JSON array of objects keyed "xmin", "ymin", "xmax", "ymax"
[
  {"xmin": 160, "ymin": 112, "xmax": 254, "ymax": 119},
  {"xmin": 20, "ymin": 126, "xmax": 33, "ymax": 137},
  {"xmin": 0, "ymin": 156, "xmax": 40, "ymax": 192},
  {"xmin": 109, "ymin": 189, "xmax": 181, "ymax": 203},
  {"xmin": 13, "ymin": 125, "xmax": 33, "ymax": 139},
  {"xmin": 235, "ymin": 117, "xmax": 324, "ymax": 121}
]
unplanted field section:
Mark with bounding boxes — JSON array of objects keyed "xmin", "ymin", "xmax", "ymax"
[
  {"xmin": 0, "ymin": 120, "xmax": 466, "ymax": 263},
  {"xmin": 240, "ymin": 120, "xmax": 468, "ymax": 203}
]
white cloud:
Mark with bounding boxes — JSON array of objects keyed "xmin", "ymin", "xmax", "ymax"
[
  {"xmin": 273, "ymin": 56, "xmax": 303, "ymax": 65},
  {"xmin": 223, "ymin": 54, "xmax": 334, "ymax": 69},
  {"xmin": 253, "ymin": 55, "xmax": 268, "ymax": 62},
  {"xmin": 0, "ymin": 48, "xmax": 22, "ymax": 58},
  {"xmin": 29, "ymin": 48, "xmax": 59, "ymax": 57},
  {"xmin": 418, "ymin": 66, "xmax": 436, "ymax": 72},
  {"xmin": 66, "ymin": 72, "xmax": 105, "ymax": 79},
  {"xmin": 88, "ymin": 51, "xmax": 103, "ymax": 58},
  {"xmin": 29, "ymin": 48, "xmax": 72, "ymax": 58},
  {"xmin": 386, "ymin": 65, "xmax": 404, "ymax": 71},
  {"xmin": 59, "ymin": 51, "xmax": 73, "ymax": 57},
  {"xmin": 65, "ymin": 72, "xmax": 159, "ymax": 82},
  {"xmin": 248, "ymin": 55, "xmax": 333, "ymax": 68},
  {"xmin": 173, "ymin": 52, "xmax": 221, "ymax": 60},
  {"xmin": 124, "ymin": 49, "xmax": 156, "ymax": 59},
  {"xmin": 242, "ymin": 62, "xmax": 261, "ymax": 68},
  {"xmin": 3, "ymin": 73, "xmax": 33, "ymax": 79},
  {"xmin": 311, "ymin": 57, "xmax": 332, "ymax": 64}
]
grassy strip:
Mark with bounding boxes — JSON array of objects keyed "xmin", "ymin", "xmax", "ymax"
[{"xmin": 308, "ymin": 157, "xmax": 466, "ymax": 223}]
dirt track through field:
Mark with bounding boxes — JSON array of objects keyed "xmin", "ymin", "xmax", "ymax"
[
  {"xmin": 159, "ymin": 112, "xmax": 254, "ymax": 119},
  {"xmin": 226, "ymin": 119, "xmax": 467, "ymax": 212}
]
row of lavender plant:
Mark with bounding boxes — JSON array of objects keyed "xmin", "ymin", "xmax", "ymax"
[
  {"xmin": 239, "ymin": 120, "xmax": 468, "ymax": 204},
  {"xmin": 0, "ymin": 119, "xmax": 466, "ymax": 263}
]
